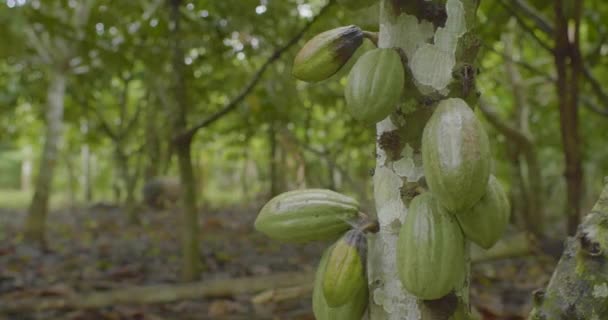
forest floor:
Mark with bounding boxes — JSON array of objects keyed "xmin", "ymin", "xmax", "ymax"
[{"xmin": 0, "ymin": 202, "xmax": 557, "ymax": 320}]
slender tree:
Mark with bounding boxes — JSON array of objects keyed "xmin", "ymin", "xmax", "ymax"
[{"xmin": 23, "ymin": 0, "xmax": 95, "ymax": 247}]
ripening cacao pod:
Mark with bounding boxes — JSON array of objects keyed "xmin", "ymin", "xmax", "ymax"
[
  {"xmin": 397, "ymin": 193, "xmax": 465, "ymax": 300},
  {"xmin": 254, "ymin": 189, "xmax": 360, "ymax": 243},
  {"xmin": 293, "ymin": 25, "xmax": 364, "ymax": 82},
  {"xmin": 422, "ymin": 98, "xmax": 491, "ymax": 212},
  {"xmin": 456, "ymin": 175, "xmax": 511, "ymax": 249},
  {"xmin": 337, "ymin": 0, "xmax": 377, "ymax": 10},
  {"xmin": 314, "ymin": 246, "xmax": 369, "ymax": 320},
  {"xmin": 322, "ymin": 229, "xmax": 367, "ymax": 307},
  {"xmin": 345, "ymin": 48, "xmax": 404, "ymax": 124}
]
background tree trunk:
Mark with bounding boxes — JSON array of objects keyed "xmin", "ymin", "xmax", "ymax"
[
  {"xmin": 169, "ymin": 0, "xmax": 201, "ymax": 281},
  {"xmin": 268, "ymin": 121, "xmax": 279, "ymax": 198},
  {"xmin": 81, "ymin": 144, "xmax": 93, "ymax": 203},
  {"xmin": 553, "ymin": 0, "xmax": 584, "ymax": 235},
  {"xmin": 368, "ymin": 0, "xmax": 479, "ymax": 318},
  {"xmin": 23, "ymin": 70, "xmax": 67, "ymax": 247},
  {"xmin": 503, "ymin": 29, "xmax": 544, "ymax": 237},
  {"xmin": 144, "ymin": 98, "xmax": 162, "ymax": 182}
]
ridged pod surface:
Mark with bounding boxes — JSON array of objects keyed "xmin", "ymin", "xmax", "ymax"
[
  {"xmin": 313, "ymin": 246, "xmax": 369, "ymax": 320},
  {"xmin": 254, "ymin": 189, "xmax": 359, "ymax": 243},
  {"xmin": 322, "ymin": 229, "xmax": 367, "ymax": 307},
  {"xmin": 292, "ymin": 25, "xmax": 363, "ymax": 83},
  {"xmin": 457, "ymin": 175, "xmax": 511, "ymax": 249},
  {"xmin": 422, "ymin": 98, "xmax": 491, "ymax": 212},
  {"xmin": 397, "ymin": 193, "xmax": 465, "ymax": 300},
  {"xmin": 345, "ymin": 48, "xmax": 404, "ymax": 124}
]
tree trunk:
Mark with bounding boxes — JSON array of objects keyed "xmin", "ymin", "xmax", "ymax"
[
  {"xmin": 170, "ymin": 0, "xmax": 201, "ymax": 281},
  {"xmin": 113, "ymin": 148, "xmax": 140, "ymax": 224},
  {"xmin": 81, "ymin": 144, "xmax": 93, "ymax": 203},
  {"xmin": 553, "ymin": 0, "xmax": 584, "ymax": 235},
  {"xmin": 268, "ymin": 121, "xmax": 279, "ymax": 198},
  {"xmin": 175, "ymin": 140, "xmax": 201, "ymax": 281},
  {"xmin": 144, "ymin": 99, "xmax": 161, "ymax": 182},
  {"xmin": 21, "ymin": 146, "xmax": 33, "ymax": 192},
  {"xmin": 23, "ymin": 70, "xmax": 67, "ymax": 248},
  {"xmin": 368, "ymin": 1, "xmax": 479, "ymax": 318},
  {"xmin": 503, "ymin": 30, "xmax": 544, "ymax": 236},
  {"xmin": 528, "ymin": 179, "xmax": 608, "ymax": 319},
  {"xmin": 64, "ymin": 152, "xmax": 77, "ymax": 210}
]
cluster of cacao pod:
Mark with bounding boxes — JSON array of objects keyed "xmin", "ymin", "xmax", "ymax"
[
  {"xmin": 292, "ymin": 24, "xmax": 404, "ymax": 125},
  {"xmin": 254, "ymin": 189, "xmax": 371, "ymax": 319},
  {"xmin": 264, "ymin": 20, "xmax": 511, "ymax": 314},
  {"xmin": 397, "ymin": 98, "xmax": 511, "ymax": 300}
]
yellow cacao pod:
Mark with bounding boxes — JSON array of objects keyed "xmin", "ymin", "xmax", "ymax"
[
  {"xmin": 293, "ymin": 25, "xmax": 364, "ymax": 83},
  {"xmin": 322, "ymin": 229, "xmax": 367, "ymax": 307},
  {"xmin": 313, "ymin": 246, "xmax": 368, "ymax": 320}
]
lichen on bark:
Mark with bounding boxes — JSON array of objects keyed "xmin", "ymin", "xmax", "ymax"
[{"xmin": 529, "ymin": 180, "xmax": 608, "ymax": 320}]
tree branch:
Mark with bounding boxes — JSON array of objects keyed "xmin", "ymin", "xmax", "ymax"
[
  {"xmin": 509, "ymin": 0, "xmax": 553, "ymax": 34},
  {"xmin": 483, "ymin": 42, "xmax": 608, "ymax": 117},
  {"xmin": 23, "ymin": 27, "xmax": 53, "ymax": 65},
  {"xmin": 497, "ymin": 0, "xmax": 553, "ymax": 52},
  {"xmin": 179, "ymin": 0, "xmax": 336, "ymax": 141},
  {"xmin": 478, "ymin": 99, "xmax": 533, "ymax": 148},
  {"xmin": 500, "ymin": 0, "xmax": 608, "ymax": 116}
]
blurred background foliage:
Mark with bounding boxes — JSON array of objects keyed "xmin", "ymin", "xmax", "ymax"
[{"xmin": 0, "ymin": 0, "xmax": 607, "ymax": 240}]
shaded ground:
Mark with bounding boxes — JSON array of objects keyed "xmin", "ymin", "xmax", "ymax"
[{"xmin": 0, "ymin": 203, "xmax": 556, "ymax": 319}]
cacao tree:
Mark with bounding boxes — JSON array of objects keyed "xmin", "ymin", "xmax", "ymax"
[{"xmin": 253, "ymin": 0, "xmax": 515, "ymax": 318}]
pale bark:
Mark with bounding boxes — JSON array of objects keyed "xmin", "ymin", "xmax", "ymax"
[
  {"xmin": 23, "ymin": 70, "xmax": 67, "ymax": 247},
  {"xmin": 368, "ymin": 1, "xmax": 479, "ymax": 319},
  {"xmin": 20, "ymin": 146, "xmax": 33, "ymax": 192}
]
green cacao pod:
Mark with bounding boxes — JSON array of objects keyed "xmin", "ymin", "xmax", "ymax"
[
  {"xmin": 456, "ymin": 175, "xmax": 511, "ymax": 249},
  {"xmin": 345, "ymin": 48, "xmax": 404, "ymax": 124},
  {"xmin": 293, "ymin": 25, "xmax": 364, "ymax": 83},
  {"xmin": 422, "ymin": 98, "xmax": 491, "ymax": 212},
  {"xmin": 337, "ymin": 0, "xmax": 377, "ymax": 10},
  {"xmin": 322, "ymin": 229, "xmax": 367, "ymax": 307},
  {"xmin": 314, "ymin": 246, "xmax": 369, "ymax": 320},
  {"xmin": 254, "ymin": 189, "xmax": 359, "ymax": 243},
  {"xmin": 397, "ymin": 193, "xmax": 465, "ymax": 300}
]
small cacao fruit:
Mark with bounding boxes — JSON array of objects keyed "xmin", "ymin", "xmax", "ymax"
[
  {"xmin": 322, "ymin": 229, "xmax": 367, "ymax": 307},
  {"xmin": 337, "ymin": 0, "xmax": 377, "ymax": 10},
  {"xmin": 397, "ymin": 193, "xmax": 465, "ymax": 300},
  {"xmin": 292, "ymin": 25, "xmax": 364, "ymax": 82},
  {"xmin": 345, "ymin": 48, "xmax": 404, "ymax": 124},
  {"xmin": 314, "ymin": 246, "xmax": 369, "ymax": 320},
  {"xmin": 254, "ymin": 189, "xmax": 359, "ymax": 243},
  {"xmin": 422, "ymin": 98, "xmax": 491, "ymax": 212},
  {"xmin": 456, "ymin": 175, "xmax": 511, "ymax": 249}
]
